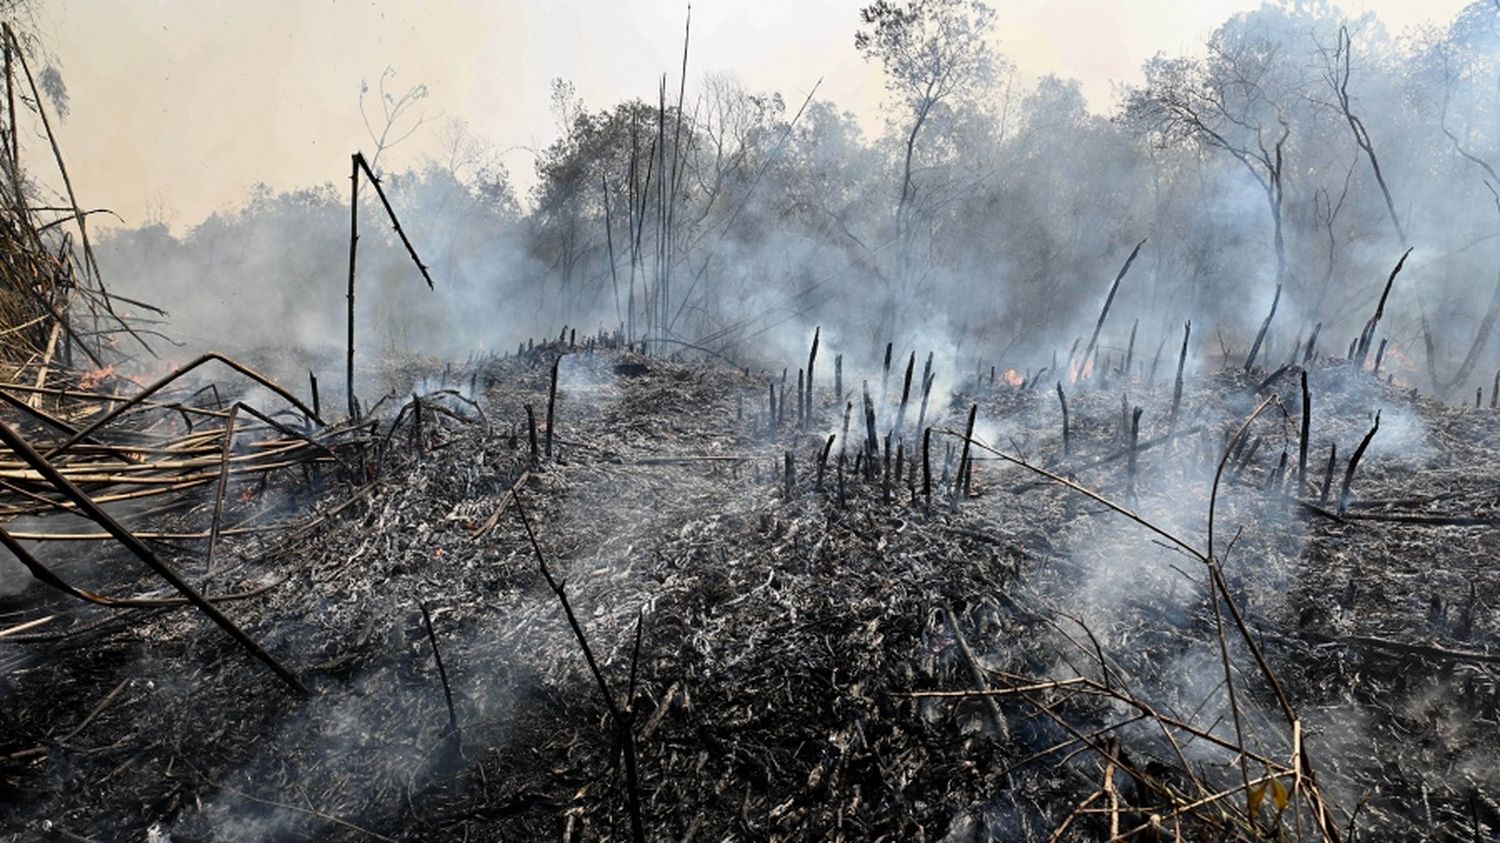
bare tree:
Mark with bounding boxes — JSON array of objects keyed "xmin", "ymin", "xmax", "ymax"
[
  {"xmin": 1319, "ymin": 24, "xmax": 1407, "ymax": 245},
  {"xmin": 360, "ymin": 66, "xmax": 432, "ymax": 174},
  {"xmin": 856, "ymin": 0, "xmax": 999, "ymax": 322}
]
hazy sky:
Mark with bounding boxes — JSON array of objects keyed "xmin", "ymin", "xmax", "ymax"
[{"xmin": 35, "ymin": 0, "xmax": 1470, "ymax": 229}]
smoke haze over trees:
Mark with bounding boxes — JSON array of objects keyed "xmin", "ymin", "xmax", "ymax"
[{"xmin": 96, "ymin": 0, "xmax": 1500, "ymax": 398}]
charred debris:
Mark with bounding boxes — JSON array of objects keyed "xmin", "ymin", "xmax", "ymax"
[{"xmin": 0, "ymin": 23, "xmax": 1498, "ymax": 843}]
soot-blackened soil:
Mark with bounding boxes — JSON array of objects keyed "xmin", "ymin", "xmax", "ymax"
[{"xmin": 2, "ymin": 345, "xmax": 1497, "ymax": 840}]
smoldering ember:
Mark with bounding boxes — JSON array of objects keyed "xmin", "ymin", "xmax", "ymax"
[{"xmin": 1, "ymin": 1, "xmax": 1500, "ymax": 840}]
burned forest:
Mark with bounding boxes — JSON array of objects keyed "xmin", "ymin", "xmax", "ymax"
[{"xmin": 5, "ymin": 0, "xmax": 1500, "ymax": 840}]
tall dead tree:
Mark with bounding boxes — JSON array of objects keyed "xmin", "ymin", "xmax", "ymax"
[{"xmin": 1322, "ymin": 25, "xmax": 1406, "ymax": 246}]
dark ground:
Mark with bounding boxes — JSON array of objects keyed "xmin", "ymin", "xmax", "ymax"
[{"xmin": 1, "ymin": 343, "xmax": 1497, "ymax": 841}]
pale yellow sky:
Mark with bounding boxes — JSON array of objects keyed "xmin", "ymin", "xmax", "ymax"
[{"xmin": 33, "ymin": 0, "xmax": 1470, "ymax": 229}]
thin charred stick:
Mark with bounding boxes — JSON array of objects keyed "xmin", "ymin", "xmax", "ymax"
[
  {"xmin": 834, "ymin": 353, "xmax": 843, "ymax": 405},
  {"xmin": 627, "ymin": 608, "xmax": 645, "ymax": 710},
  {"xmin": 44, "ymin": 353, "xmax": 324, "ymax": 461},
  {"xmin": 602, "ymin": 173, "xmax": 622, "ymax": 325},
  {"xmin": 1372, "ymin": 338, "xmax": 1388, "ymax": 377},
  {"xmin": 915, "ymin": 368, "xmax": 935, "ymax": 438},
  {"xmin": 817, "ymin": 433, "xmax": 835, "ymax": 490},
  {"xmin": 840, "ymin": 400, "xmax": 852, "ymax": 461},
  {"xmin": 1478, "ymin": 388, "xmax": 1484, "ymax": 409},
  {"xmin": 345, "ymin": 152, "xmax": 434, "ymax": 421},
  {"xmin": 1244, "ymin": 283, "xmax": 1282, "ymax": 372},
  {"xmin": 1081, "ymin": 238, "xmax": 1147, "ymax": 375},
  {"xmin": 862, "ymin": 383, "xmax": 879, "ymax": 478},
  {"xmin": 354, "ymin": 153, "xmax": 433, "ymax": 288},
  {"xmin": 410, "ymin": 393, "xmax": 423, "ymax": 453},
  {"xmin": 1304, "ymin": 322, "xmax": 1322, "ymax": 363},
  {"xmin": 1338, "ymin": 412, "xmax": 1381, "ymax": 514},
  {"xmin": 204, "ymin": 404, "xmax": 240, "ymax": 581},
  {"xmin": 922, "ymin": 426, "xmax": 933, "ymax": 507},
  {"xmin": 882, "ymin": 433, "xmax": 892, "ymax": 503},
  {"xmin": 511, "ymin": 492, "xmax": 645, "ymax": 843},
  {"xmin": 1127, "ymin": 406, "xmax": 1142, "ymax": 501},
  {"xmin": 345, "ymin": 155, "xmax": 360, "ymax": 420},
  {"xmin": 1147, "ymin": 333, "xmax": 1166, "ymax": 386},
  {"xmin": 956, "ymin": 404, "xmax": 977, "ymax": 497},
  {"xmin": 1320, "ymin": 442, "xmax": 1338, "ymax": 505},
  {"xmin": 0, "ymin": 419, "xmax": 308, "ymax": 694},
  {"xmin": 778, "ymin": 378, "xmax": 787, "ymax": 428},
  {"xmin": 1124, "ymin": 319, "xmax": 1139, "ymax": 378},
  {"xmin": 796, "ymin": 369, "xmax": 805, "ymax": 425},
  {"xmin": 525, "ymin": 404, "xmax": 539, "ymax": 465},
  {"xmin": 419, "ymin": 600, "xmax": 461, "ymax": 745},
  {"xmin": 308, "ymin": 371, "xmax": 320, "ymax": 423},
  {"xmin": 545, "ymin": 356, "xmax": 560, "ymax": 458},
  {"xmin": 894, "ymin": 441, "xmax": 905, "ymax": 501},
  {"xmin": 1056, "ymin": 382, "xmax": 1071, "ymax": 456},
  {"xmin": 1170, "ymin": 320, "xmax": 1190, "ymax": 432},
  {"xmin": 1493, "ymin": 369, "xmax": 1499, "ymax": 409},
  {"xmin": 893, "ymin": 350, "xmax": 915, "ymax": 442},
  {"xmin": 805, "ymin": 326, "xmax": 819, "ymax": 424},
  {"xmin": 1298, "ymin": 370, "xmax": 1311, "ymax": 491},
  {"xmin": 1356, "ymin": 248, "xmax": 1413, "ymax": 366},
  {"xmin": 768, "ymin": 380, "xmax": 777, "ymax": 432},
  {"xmin": 783, "ymin": 450, "xmax": 795, "ymax": 499}
]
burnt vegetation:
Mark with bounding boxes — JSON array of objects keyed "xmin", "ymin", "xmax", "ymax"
[{"xmin": 2, "ymin": 1, "xmax": 1500, "ymax": 840}]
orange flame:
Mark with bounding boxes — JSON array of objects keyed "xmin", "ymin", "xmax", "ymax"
[
  {"xmin": 78, "ymin": 365, "xmax": 115, "ymax": 389},
  {"xmin": 1002, "ymin": 368, "xmax": 1024, "ymax": 387}
]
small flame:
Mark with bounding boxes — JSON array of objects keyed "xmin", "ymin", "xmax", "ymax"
[
  {"xmin": 79, "ymin": 365, "xmax": 115, "ymax": 389},
  {"xmin": 1069, "ymin": 357, "xmax": 1095, "ymax": 384},
  {"xmin": 1002, "ymin": 368, "xmax": 1024, "ymax": 387}
]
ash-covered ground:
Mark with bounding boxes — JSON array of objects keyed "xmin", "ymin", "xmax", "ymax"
[{"xmin": 2, "ymin": 341, "xmax": 1497, "ymax": 841}]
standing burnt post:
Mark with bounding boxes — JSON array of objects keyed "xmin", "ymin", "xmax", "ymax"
[
  {"xmin": 525, "ymin": 404, "xmax": 540, "ymax": 465},
  {"xmin": 545, "ymin": 355, "xmax": 560, "ymax": 458},
  {"xmin": 1170, "ymin": 320, "xmax": 1191, "ymax": 433},
  {"xmin": 1338, "ymin": 412, "xmax": 1380, "ymax": 514},
  {"xmin": 1055, "ymin": 382, "xmax": 1071, "ymax": 456},
  {"xmin": 1319, "ymin": 442, "xmax": 1338, "ymax": 505},
  {"xmin": 1298, "ymin": 370, "xmax": 1311, "ymax": 491},
  {"xmin": 834, "ymin": 353, "xmax": 843, "ymax": 405},
  {"xmin": 956, "ymin": 404, "xmax": 977, "ymax": 497},
  {"xmin": 922, "ymin": 427, "xmax": 933, "ymax": 508},
  {"xmin": 796, "ymin": 369, "xmax": 805, "ymax": 425},
  {"xmin": 805, "ymin": 326, "xmax": 819, "ymax": 425},
  {"xmin": 1355, "ymin": 248, "xmax": 1413, "ymax": 368},
  {"xmin": 307, "ymin": 370, "xmax": 320, "ymax": 424},
  {"xmin": 1304, "ymin": 321, "xmax": 1322, "ymax": 363},
  {"xmin": 1080, "ymin": 238, "xmax": 1147, "ymax": 378},
  {"xmin": 419, "ymin": 600, "xmax": 462, "ymax": 753},
  {"xmin": 816, "ymin": 433, "xmax": 835, "ymax": 490},
  {"xmin": 1244, "ymin": 282, "xmax": 1282, "ymax": 372},
  {"xmin": 344, "ymin": 151, "xmax": 434, "ymax": 421},
  {"xmin": 1127, "ymin": 406, "xmax": 1143, "ymax": 502},
  {"xmin": 862, "ymin": 382, "xmax": 879, "ymax": 479},
  {"xmin": 893, "ymin": 350, "xmax": 915, "ymax": 443},
  {"xmin": 914, "ymin": 356, "xmax": 936, "ymax": 437}
]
